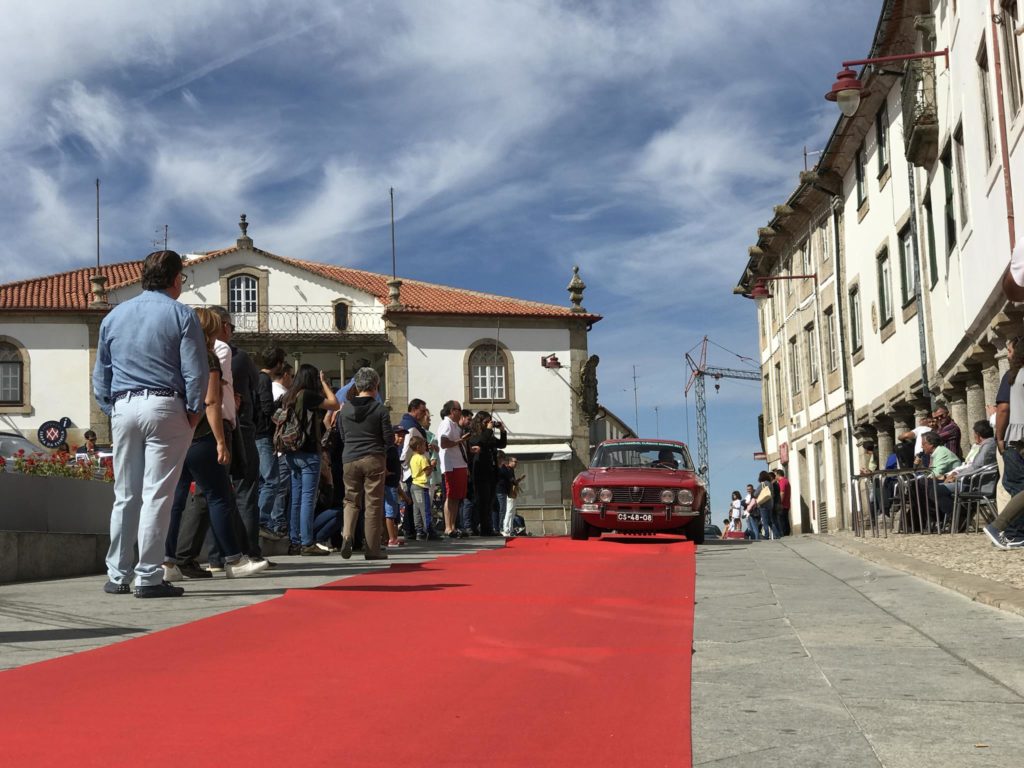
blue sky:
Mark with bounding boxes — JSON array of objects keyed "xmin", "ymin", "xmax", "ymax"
[{"xmin": 0, "ymin": 0, "xmax": 878, "ymax": 508}]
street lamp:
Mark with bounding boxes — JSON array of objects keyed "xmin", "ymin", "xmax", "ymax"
[
  {"xmin": 744, "ymin": 273, "xmax": 818, "ymax": 300},
  {"xmin": 824, "ymin": 49, "xmax": 949, "ymax": 117}
]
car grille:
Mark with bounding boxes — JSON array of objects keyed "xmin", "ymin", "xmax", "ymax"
[{"xmin": 608, "ymin": 487, "xmax": 672, "ymax": 504}]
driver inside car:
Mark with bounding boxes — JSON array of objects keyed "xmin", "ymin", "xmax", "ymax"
[{"xmin": 652, "ymin": 449, "xmax": 678, "ymax": 469}]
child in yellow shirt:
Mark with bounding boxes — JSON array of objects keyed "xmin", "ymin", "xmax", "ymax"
[{"xmin": 408, "ymin": 435, "xmax": 434, "ymax": 536}]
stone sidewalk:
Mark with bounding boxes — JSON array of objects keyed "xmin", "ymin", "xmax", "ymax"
[
  {"xmin": 693, "ymin": 536, "xmax": 1024, "ymax": 767},
  {"xmin": 0, "ymin": 537, "xmax": 503, "ymax": 671},
  {"xmin": 823, "ymin": 530, "xmax": 1024, "ymax": 619}
]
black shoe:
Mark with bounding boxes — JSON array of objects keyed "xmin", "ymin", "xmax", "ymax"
[
  {"xmin": 301, "ymin": 545, "xmax": 329, "ymax": 556},
  {"xmin": 364, "ymin": 552, "xmax": 389, "ymax": 561},
  {"xmin": 259, "ymin": 527, "xmax": 284, "ymax": 541},
  {"xmin": 287, "ymin": 543, "xmax": 302, "ymax": 556},
  {"xmin": 340, "ymin": 537, "xmax": 353, "ymax": 560},
  {"xmin": 135, "ymin": 581, "xmax": 185, "ymax": 599},
  {"xmin": 103, "ymin": 581, "xmax": 131, "ymax": 595},
  {"xmin": 179, "ymin": 560, "xmax": 213, "ymax": 579}
]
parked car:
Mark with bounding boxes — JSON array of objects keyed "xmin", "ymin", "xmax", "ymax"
[
  {"xmin": 570, "ymin": 439, "xmax": 708, "ymax": 543},
  {"xmin": 0, "ymin": 431, "xmax": 46, "ymax": 461},
  {"xmin": 704, "ymin": 524, "xmax": 722, "ymax": 540}
]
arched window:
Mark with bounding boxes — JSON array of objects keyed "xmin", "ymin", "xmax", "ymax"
[
  {"xmin": 0, "ymin": 342, "xmax": 23, "ymax": 405},
  {"xmin": 227, "ymin": 274, "xmax": 258, "ymax": 332},
  {"xmin": 469, "ymin": 345, "xmax": 507, "ymax": 402}
]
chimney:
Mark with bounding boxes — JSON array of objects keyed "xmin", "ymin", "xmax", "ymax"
[{"xmin": 387, "ymin": 278, "xmax": 403, "ymax": 310}]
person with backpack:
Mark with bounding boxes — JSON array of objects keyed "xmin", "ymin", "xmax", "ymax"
[
  {"xmin": 255, "ymin": 346, "xmax": 286, "ymax": 539},
  {"xmin": 277, "ymin": 363, "xmax": 340, "ymax": 556}
]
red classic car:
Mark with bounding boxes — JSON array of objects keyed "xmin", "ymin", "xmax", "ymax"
[{"xmin": 570, "ymin": 439, "xmax": 708, "ymax": 543}]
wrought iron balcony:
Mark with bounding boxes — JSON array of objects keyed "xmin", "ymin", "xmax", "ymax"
[
  {"xmin": 224, "ymin": 305, "xmax": 386, "ymax": 336},
  {"xmin": 902, "ymin": 57, "xmax": 939, "ymax": 168}
]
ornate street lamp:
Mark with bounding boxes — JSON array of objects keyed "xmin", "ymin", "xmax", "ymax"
[{"xmin": 824, "ymin": 49, "xmax": 949, "ymax": 117}]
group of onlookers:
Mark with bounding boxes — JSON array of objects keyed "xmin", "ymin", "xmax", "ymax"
[
  {"xmin": 93, "ymin": 250, "xmax": 526, "ymax": 599},
  {"xmin": 724, "ymin": 469, "xmax": 791, "ymax": 541}
]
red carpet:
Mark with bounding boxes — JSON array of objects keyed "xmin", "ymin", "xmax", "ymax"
[{"xmin": 0, "ymin": 536, "xmax": 695, "ymax": 767}]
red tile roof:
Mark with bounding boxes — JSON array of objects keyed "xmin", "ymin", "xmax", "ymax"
[{"xmin": 0, "ymin": 246, "xmax": 601, "ymax": 322}]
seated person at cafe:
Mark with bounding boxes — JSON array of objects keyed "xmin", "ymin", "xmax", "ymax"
[{"xmin": 911, "ymin": 431, "xmax": 963, "ymax": 529}]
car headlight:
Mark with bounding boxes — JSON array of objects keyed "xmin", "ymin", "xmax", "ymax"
[
  {"xmin": 660, "ymin": 489, "xmax": 675, "ymax": 503},
  {"xmin": 677, "ymin": 489, "xmax": 694, "ymax": 505},
  {"xmin": 581, "ymin": 487, "xmax": 596, "ymax": 503},
  {"xmin": 599, "ymin": 488, "xmax": 614, "ymax": 503}
]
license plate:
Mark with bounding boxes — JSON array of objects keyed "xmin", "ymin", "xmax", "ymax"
[{"xmin": 616, "ymin": 513, "xmax": 653, "ymax": 522}]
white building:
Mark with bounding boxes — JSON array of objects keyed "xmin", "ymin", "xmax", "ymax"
[
  {"xmin": 0, "ymin": 216, "xmax": 602, "ymax": 534},
  {"xmin": 736, "ymin": 0, "xmax": 1024, "ymax": 532}
]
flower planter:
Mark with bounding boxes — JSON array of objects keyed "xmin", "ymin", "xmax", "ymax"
[{"xmin": 0, "ymin": 473, "xmax": 113, "ymax": 534}]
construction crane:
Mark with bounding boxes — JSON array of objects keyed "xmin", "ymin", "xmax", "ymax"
[{"xmin": 684, "ymin": 336, "xmax": 761, "ymax": 517}]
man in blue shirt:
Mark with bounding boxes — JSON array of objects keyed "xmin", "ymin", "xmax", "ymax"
[{"xmin": 93, "ymin": 250, "xmax": 208, "ymax": 598}]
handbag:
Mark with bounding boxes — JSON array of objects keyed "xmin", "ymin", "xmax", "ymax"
[{"xmin": 756, "ymin": 484, "xmax": 772, "ymax": 506}]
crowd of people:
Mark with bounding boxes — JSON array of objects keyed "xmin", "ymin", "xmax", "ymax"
[
  {"xmin": 722, "ymin": 469, "xmax": 791, "ymax": 541},
  {"xmin": 92, "ymin": 250, "xmax": 524, "ymax": 599}
]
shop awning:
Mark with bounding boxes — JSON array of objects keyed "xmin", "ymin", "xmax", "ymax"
[{"xmin": 504, "ymin": 443, "xmax": 574, "ymax": 461}]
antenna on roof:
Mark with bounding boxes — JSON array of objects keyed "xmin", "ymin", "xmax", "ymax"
[
  {"xmin": 89, "ymin": 179, "xmax": 110, "ymax": 308},
  {"xmin": 95, "ymin": 179, "xmax": 100, "ymax": 270},
  {"xmin": 390, "ymin": 187, "xmax": 397, "ymax": 280}
]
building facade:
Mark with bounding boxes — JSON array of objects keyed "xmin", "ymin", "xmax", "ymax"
[
  {"xmin": 736, "ymin": 0, "xmax": 1024, "ymax": 532},
  {"xmin": 0, "ymin": 218, "xmax": 601, "ymax": 534}
]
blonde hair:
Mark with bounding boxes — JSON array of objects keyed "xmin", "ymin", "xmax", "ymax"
[
  {"xmin": 408, "ymin": 435, "xmax": 427, "ymax": 453},
  {"xmin": 194, "ymin": 307, "xmax": 222, "ymax": 351}
]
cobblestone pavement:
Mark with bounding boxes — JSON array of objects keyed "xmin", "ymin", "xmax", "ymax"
[{"xmin": 831, "ymin": 529, "xmax": 1024, "ymax": 590}]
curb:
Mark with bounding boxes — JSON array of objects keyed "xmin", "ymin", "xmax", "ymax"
[{"xmin": 820, "ymin": 535, "xmax": 1024, "ymax": 620}]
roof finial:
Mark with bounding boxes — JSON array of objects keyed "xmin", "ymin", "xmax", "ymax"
[
  {"xmin": 237, "ymin": 213, "xmax": 253, "ymax": 249},
  {"xmin": 567, "ymin": 265, "xmax": 586, "ymax": 313}
]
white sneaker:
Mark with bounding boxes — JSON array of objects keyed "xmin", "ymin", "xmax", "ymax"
[
  {"xmin": 163, "ymin": 563, "xmax": 183, "ymax": 582},
  {"xmin": 225, "ymin": 556, "xmax": 270, "ymax": 579},
  {"xmin": 315, "ymin": 542, "xmax": 331, "ymax": 552}
]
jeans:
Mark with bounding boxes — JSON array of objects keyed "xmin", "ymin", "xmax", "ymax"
[
  {"xmin": 256, "ymin": 436, "xmax": 279, "ymax": 528},
  {"xmin": 460, "ymin": 497, "xmax": 475, "ymax": 532},
  {"xmin": 269, "ymin": 454, "xmax": 290, "ymax": 532},
  {"xmin": 745, "ymin": 515, "xmax": 761, "ymax": 540},
  {"xmin": 496, "ymin": 492, "xmax": 508, "ymax": 533},
  {"xmin": 285, "ymin": 451, "xmax": 321, "ymax": 547},
  {"xmin": 167, "ymin": 433, "xmax": 243, "ymax": 564},
  {"xmin": 314, "ymin": 507, "xmax": 342, "ymax": 543},
  {"xmin": 343, "ymin": 453, "xmax": 386, "ymax": 556},
  {"xmin": 759, "ymin": 503, "xmax": 779, "ymax": 539},
  {"xmin": 107, "ymin": 393, "xmax": 193, "ymax": 587},
  {"xmin": 384, "ymin": 485, "xmax": 400, "ymax": 520},
  {"xmin": 412, "ymin": 484, "xmax": 431, "ymax": 532}
]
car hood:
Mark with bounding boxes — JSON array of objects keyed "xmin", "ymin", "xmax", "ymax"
[{"xmin": 575, "ymin": 467, "xmax": 699, "ymax": 486}]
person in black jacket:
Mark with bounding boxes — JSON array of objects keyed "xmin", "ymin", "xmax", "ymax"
[
  {"xmin": 466, "ymin": 411, "xmax": 507, "ymax": 536},
  {"xmin": 337, "ymin": 367, "xmax": 394, "ymax": 560},
  {"xmin": 256, "ymin": 347, "xmax": 286, "ymax": 538}
]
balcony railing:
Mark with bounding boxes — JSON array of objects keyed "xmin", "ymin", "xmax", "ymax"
[
  {"xmin": 202, "ymin": 305, "xmax": 385, "ymax": 335},
  {"xmin": 902, "ymin": 57, "xmax": 939, "ymax": 168}
]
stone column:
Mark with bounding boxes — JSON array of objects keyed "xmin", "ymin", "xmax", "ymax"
[
  {"xmin": 983, "ymin": 364, "xmax": 1002, "ymax": 407},
  {"xmin": 872, "ymin": 417, "xmax": 894, "ymax": 466},
  {"xmin": 965, "ymin": 373, "xmax": 986, "ymax": 436},
  {"xmin": 892, "ymin": 408, "xmax": 914, "ymax": 440},
  {"xmin": 947, "ymin": 388, "xmax": 969, "ymax": 458}
]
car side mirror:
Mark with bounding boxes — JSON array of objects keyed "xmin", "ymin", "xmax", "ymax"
[{"xmin": 699, "ymin": 464, "xmax": 708, "ymax": 475}]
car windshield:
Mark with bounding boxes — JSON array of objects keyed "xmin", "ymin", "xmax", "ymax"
[
  {"xmin": 0, "ymin": 434, "xmax": 43, "ymax": 457},
  {"xmin": 592, "ymin": 443, "xmax": 692, "ymax": 470}
]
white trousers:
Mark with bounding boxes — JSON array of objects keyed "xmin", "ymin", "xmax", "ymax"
[{"xmin": 106, "ymin": 393, "xmax": 193, "ymax": 587}]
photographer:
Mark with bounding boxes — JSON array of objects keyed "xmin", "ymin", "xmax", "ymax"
[{"xmin": 466, "ymin": 411, "xmax": 507, "ymax": 536}]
